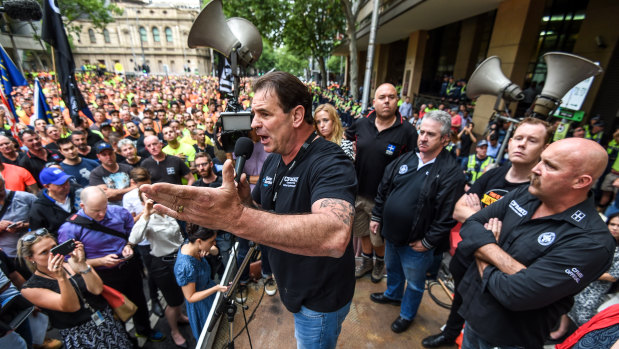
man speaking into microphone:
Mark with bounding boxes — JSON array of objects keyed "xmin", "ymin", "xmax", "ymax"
[{"xmin": 141, "ymin": 71, "xmax": 357, "ymax": 348}]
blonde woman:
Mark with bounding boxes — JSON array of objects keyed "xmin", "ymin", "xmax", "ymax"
[{"xmin": 314, "ymin": 103, "xmax": 355, "ymax": 160}]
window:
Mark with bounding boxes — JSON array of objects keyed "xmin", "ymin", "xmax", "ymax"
[
  {"xmin": 165, "ymin": 27, "xmax": 173, "ymax": 43},
  {"xmin": 139, "ymin": 26, "xmax": 147, "ymax": 43},
  {"xmin": 103, "ymin": 29, "xmax": 111, "ymax": 43},
  {"xmin": 88, "ymin": 29, "xmax": 96, "ymax": 44},
  {"xmin": 152, "ymin": 27, "xmax": 160, "ymax": 42}
]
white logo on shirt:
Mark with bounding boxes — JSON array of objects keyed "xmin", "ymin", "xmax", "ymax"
[
  {"xmin": 537, "ymin": 232, "xmax": 555, "ymax": 246},
  {"xmin": 509, "ymin": 200, "xmax": 528, "ymax": 217},
  {"xmin": 571, "ymin": 210, "xmax": 586, "ymax": 222},
  {"xmin": 399, "ymin": 165, "xmax": 408, "ymax": 174},
  {"xmin": 263, "ymin": 176, "xmax": 273, "ymax": 186},
  {"xmin": 283, "ymin": 176, "xmax": 298, "ymax": 188},
  {"xmin": 565, "ymin": 267, "xmax": 583, "ymax": 284},
  {"xmin": 166, "ymin": 167, "xmax": 175, "ymax": 175}
]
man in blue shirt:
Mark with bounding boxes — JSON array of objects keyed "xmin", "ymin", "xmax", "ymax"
[{"xmin": 57, "ymin": 138, "xmax": 99, "ymax": 187}]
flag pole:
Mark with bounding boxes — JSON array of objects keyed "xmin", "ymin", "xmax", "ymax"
[{"xmin": 51, "ymin": 47, "xmax": 57, "ymax": 83}]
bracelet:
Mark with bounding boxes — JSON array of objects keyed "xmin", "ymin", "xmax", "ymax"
[{"xmin": 79, "ymin": 265, "xmax": 92, "ymax": 274}]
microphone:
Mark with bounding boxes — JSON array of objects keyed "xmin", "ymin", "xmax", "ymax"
[
  {"xmin": 1, "ymin": 0, "xmax": 43, "ymax": 21},
  {"xmin": 233, "ymin": 137, "xmax": 254, "ymax": 183}
]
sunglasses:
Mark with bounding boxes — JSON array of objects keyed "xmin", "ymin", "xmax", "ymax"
[{"xmin": 21, "ymin": 228, "xmax": 49, "ymax": 243}]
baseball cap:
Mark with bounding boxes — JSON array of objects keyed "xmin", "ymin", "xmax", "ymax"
[
  {"xmin": 477, "ymin": 140, "xmax": 489, "ymax": 147},
  {"xmin": 100, "ymin": 121, "xmax": 113, "ymax": 129},
  {"xmin": 39, "ymin": 168, "xmax": 71, "ymax": 185},
  {"xmin": 96, "ymin": 141, "xmax": 113, "ymax": 154}
]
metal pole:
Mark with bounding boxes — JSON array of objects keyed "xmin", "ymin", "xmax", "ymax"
[{"xmin": 361, "ymin": 0, "xmax": 380, "ymax": 112}]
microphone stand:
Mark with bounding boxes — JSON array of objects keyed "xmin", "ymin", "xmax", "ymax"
[{"xmin": 206, "ymin": 241, "xmax": 256, "ymax": 348}]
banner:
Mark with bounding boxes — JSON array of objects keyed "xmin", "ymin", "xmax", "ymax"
[
  {"xmin": 0, "ymin": 44, "xmax": 27, "ymax": 116},
  {"xmin": 33, "ymin": 79, "xmax": 53, "ymax": 125},
  {"xmin": 41, "ymin": 0, "xmax": 93, "ymax": 126}
]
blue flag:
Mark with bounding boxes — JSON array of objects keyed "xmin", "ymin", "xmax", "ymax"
[
  {"xmin": 0, "ymin": 44, "xmax": 27, "ymax": 115},
  {"xmin": 34, "ymin": 79, "xmax": 53, "ymax": 124}
]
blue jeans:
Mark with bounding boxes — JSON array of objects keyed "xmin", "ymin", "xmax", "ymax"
[
  {"xmin": 384, "ymin": 240, "xmax": 434, "ymax": 320},
  {"xmin": 462, "ymin": 323, "xmax": 523, "ymax": 349},
  {"xmin": 216, "ymin": 232, "xmax": 233, "ymax": 267},
  {"xmin": 293, "ymin": 301, "xmax": 351, "ymax": 349}
]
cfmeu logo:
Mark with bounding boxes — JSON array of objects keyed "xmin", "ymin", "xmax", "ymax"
[{"xmin": 537, "ymin": 232, "xmax": 555, "ymax": 246}]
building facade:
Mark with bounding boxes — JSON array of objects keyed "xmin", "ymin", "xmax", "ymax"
[
  {"xmin": 72, "ymin": 0, "xmax": 212, "ymax": 76},
  {"xmin": 338, "ymin": 0, "xmax": 618, "ymax": 136}
]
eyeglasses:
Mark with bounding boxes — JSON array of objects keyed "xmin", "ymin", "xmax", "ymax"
[{"xmin": 21, "ymin": 228, "xmax": 49, "ymax": 243}]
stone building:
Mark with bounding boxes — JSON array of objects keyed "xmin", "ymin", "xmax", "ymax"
[{"xmin": 72, "ymin": 0, "xmax": 212, "ymax": 76}]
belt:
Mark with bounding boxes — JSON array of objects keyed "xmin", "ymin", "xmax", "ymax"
[{"xmin": 157, "ymin": 251, "xmax": 178, "ymax": 263}]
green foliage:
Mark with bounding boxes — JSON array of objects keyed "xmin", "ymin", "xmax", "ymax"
[
  {"xmin": 327, "ymin": 55, "xmax": 343, "ymax": 73},
  {"xmin": 275, "ymin": 46, "xmax": 307, "ymax": 77},
  {"xmin": 222, "ymin": 0, "xmax": 288, "ymax": 46},
  {"xmin": 53, "ymin": 0, "xmax": 123, "ymax": 38}
]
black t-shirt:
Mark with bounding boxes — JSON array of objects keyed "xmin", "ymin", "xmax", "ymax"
[
  {"xmin": 0, "ymin": 152, "xmax": 25, "ymax": 166},
  {"xmin": 18, "ymin": 149, "xmax": 64, "ymax": 187},
  {"xmin": 120, "ymin": 157, "xmax": 145, "ymax": 168},
  {"xmin": 460, "ymin": 132, "xmax": 473, "ymax": 157},
  {"xmin": 345, "ymin": 111, "xmax": 417, "ymax": 199},
  {"xmin": 141, "ymin": 155, "xmax": 190, "ymax": 184},
  {"xmin": 468, "ymin": 165, "xmax": 528, "ymax": 208},
  {"xmin": 192, "ymin": 175, "xmax": 222, "ymax": 188},
  {"xmin": 252, "ymin": 137, "xmax": 357, "ymax": 313}
]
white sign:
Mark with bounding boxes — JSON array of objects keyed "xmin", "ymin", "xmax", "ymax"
[{"xmin": 559, "ymin": 76, "xmax": 595, "ymax": 111}]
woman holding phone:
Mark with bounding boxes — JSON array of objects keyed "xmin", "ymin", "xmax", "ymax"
[{"xmin": 17, "ymin": 228, "xmax": 131, "ymax": 348}]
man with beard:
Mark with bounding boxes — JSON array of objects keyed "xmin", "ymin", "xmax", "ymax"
[
  {"xmin": 191, "ymin": 152, "xmax": 221, "ymax": 188},
  {"xmin": 162, "ymin": 125, "xmax": 196, "ymax": 167},
  {"xmin": 422, "ymin": 117, "xmax": 551, "ymax": 348},
  {"xmin": 456, "ymin": 138, "xmax": 615, "ymax": 348},
  {"xmin": 70, "ymin": 131, "xmax": 98, "ymax": 160}
]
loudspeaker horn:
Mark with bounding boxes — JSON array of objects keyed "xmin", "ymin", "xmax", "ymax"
[
  {"xmin": 187, "ymin": 0, "xmax": 262, "ymax": 67},
  {"xmin": 187, "ymin": 0, "xmax": 237, "ymax": 57},
  {"xmin": 467, "ymin": 56, "xmax": 524, "ymax": 101},
  {"xmin": 226, "ymin": 18, "xmax": 263, "ymax": 66}
]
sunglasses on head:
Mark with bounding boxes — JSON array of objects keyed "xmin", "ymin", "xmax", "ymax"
[{"xmin": 21, "ymin": 228, "xmax": 49, "ymax": 243}]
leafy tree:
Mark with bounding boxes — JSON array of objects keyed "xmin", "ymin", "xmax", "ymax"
[
  {"xmin": 52, "ymin": 0, "xmax": 123, "ymax": 38},
  {"xmin": 340, "ymin": 0, "xmax": 361, "ymax": 100},
  {"xmin": 276, "ymin": 46, "xmax": 308, "ymax": 77},
  {"xmin": 222, "ymin": 0, "xmax": 344, "ymax": 88},
  {"xmin": 327, "ymin": 55, "xmax": 343, "ymax": 75},
  {"xmin": 282, "ymin": 0, "xmax": 344, "ymax": 88}
]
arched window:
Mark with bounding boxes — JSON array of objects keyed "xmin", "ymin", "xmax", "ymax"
[
  {"xmin": 103, "ymin": 29, "xmax": 111, "ymax": 43},
  {"xmin": 152, "ymin": 27, "xmax": 160, "ymax": 42},
  {"xmin": 139, "ymin": 26, "xmax": 147, "ymax": 43},
  {"xmin": 88, "ymin": 29, "xmax": 96, "ymax": 44},
  {"xmin": 165, "ymin": 27, "xmax": 173, "ymax": 43}
]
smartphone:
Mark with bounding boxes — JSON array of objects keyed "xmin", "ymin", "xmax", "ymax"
[
  {"xmin": 7, "ymin": 222, "xmax": 21, "ymax": 229},
  {"xmin": 117, "ymin": 254, "xmax": 133, "ymax": 261},
  {"xmin": 50, "ymin": 240, "xmax": 76, "ymax": 256}
]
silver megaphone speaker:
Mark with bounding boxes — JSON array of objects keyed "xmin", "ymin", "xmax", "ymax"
[
  {"xmin": 467, "ymin": 56, "xmax": 524, "ymax": 101},
  {"xmin": 533, "ymin": 52, "xmax": 603, "ymax": 117},
  {"xmin": 187, "ymin": 0, "xmax": 262, "ymax": 67}
]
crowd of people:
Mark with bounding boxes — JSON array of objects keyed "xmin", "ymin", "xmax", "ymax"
[{"xmin": 0, "ymin": 70, "xmax": 616, "ymax": 349}]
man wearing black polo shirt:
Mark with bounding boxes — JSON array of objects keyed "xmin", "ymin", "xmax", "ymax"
[
  {"xmin": 456, "ymin": 138, "xmax": 614, "ymax": 348},
  {"xmin": 18, "ymin": 130, "xmax": 63, "ymax": 188},
  {"xmin": 345, "ymin": 83, "xmax": 417, "ymax": 283},
  {"xmin": 141, "ymin": 135, "xmax": 195, "ymax": 185},
  {"xmin": 422, "ymin": 117, "xmax": 550, "ymax": 348},
  {"xmin": 142, "ymin": 71, "xmax": 357, "ymax": 349}
]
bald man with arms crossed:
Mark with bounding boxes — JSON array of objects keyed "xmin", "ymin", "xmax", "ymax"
[{"xmin": 457, "ymin": 138, "xmax": 616, "ymax": 349}]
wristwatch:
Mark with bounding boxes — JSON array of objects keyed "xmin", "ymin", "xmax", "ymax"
[{"xmin": 79, "ymin": 265, "xmax": 92, "ymax": 274}]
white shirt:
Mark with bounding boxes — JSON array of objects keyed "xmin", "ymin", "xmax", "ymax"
[{"xmin": 129, "ymin": 214, "xmax": 183, "ymax": 257}]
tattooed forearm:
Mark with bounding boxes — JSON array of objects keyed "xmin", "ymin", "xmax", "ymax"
[{"xmin": 319, "ymin": 199, "xmax": 355, "ymax": 226}]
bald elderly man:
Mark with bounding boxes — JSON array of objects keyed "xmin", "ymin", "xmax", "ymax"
[
  {"xmin": 58, "ymin": 186, "xmax": 165, "ymax": 342},
  {"xmin": 456, "ymin": 138, "xmax": 616, "ymax": 349}
]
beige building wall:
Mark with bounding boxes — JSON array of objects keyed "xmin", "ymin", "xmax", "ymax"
[
  {"xmin": 401, "ymin": 30, "xmax": 427, "ymax": 98},
  {"xmin": 72, "ymin": 3, "xmax": 211, "ymax": 76},
  {"xmin": 571, "ymin": 0, "xmax": 619, "ymax": 117},
  {"xmin": 471, "ymin": 0, "xmax": 544, "ymax": 135}
]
